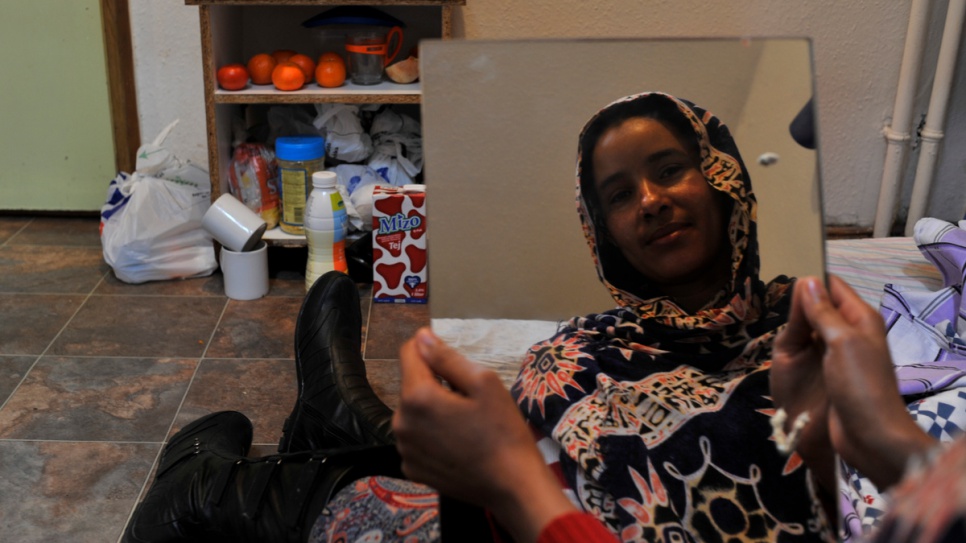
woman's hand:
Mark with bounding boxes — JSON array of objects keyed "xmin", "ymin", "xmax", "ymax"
[
  {"xmin": 393, "ymin": 327, "xmax": 577, "ymax": 543},
  {"xmin": 771, "ymin": 278, "xmax": 835, "ymax": 494},
  {"xmin": 773, "ymin": 276, "xmax": 936, "ymax": 490}
]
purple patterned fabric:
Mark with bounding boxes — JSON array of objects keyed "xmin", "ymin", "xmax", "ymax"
[
  {"xmin": 880, "ymin": 219, "xmax": 966, "ymax": 394},
  {"xmin": 840, "ymin": 218, "xmax": 966, "ymax": 541}
]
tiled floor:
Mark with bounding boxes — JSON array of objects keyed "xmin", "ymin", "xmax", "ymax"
[{"xmin": 0, "ymin": 216, "xmax": 426, "ymax": 542}]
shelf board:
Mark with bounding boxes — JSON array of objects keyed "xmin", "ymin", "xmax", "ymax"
[
  {"xmin": 263, "ymin": 226, "xmax": 307, "ymax": 247},
  {"xmin": 188, "ymin": 1, "xmax": 463, "ymax": 5},
  {"xmin": 261, "ymin": 227, "xmax": 372, "ymax": 248},
  {"xmin": 214, "ymin": 81, "xmax": 421, "ymax": 104}
]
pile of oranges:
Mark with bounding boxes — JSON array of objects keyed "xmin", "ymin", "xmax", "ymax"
[{"xmin": 215, "ymin": 49, "xmax": 347, "ymax": 92}]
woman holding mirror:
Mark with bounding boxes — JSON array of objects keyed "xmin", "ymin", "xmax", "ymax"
[
  {"xmin": 399, "ymin": 92, "xmax": 955, "ymax": 542},
  {"xmin": 125, "ymin": 92, "xmax": 832, "ymax": 543}
]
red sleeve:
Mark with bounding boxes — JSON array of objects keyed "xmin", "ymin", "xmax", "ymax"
[{"xmin": 537, "ymin": 511, "xmax": 619, "ymax": 543}]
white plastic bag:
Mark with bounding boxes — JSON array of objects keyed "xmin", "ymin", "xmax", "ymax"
[
  {"xmin": 100, "ymin": 120, "xmax": 218, "ymax": 283},
  {"xmin": 367, "ymin": 108, "xmax": 423, "ymax": 186},
  {"xmin": 313, "ymin": 104, "xmax": 373, "ymax": 163},
  {"xmin": 330, "ymin": 164, "xmax": 386, "ymax": 232}
]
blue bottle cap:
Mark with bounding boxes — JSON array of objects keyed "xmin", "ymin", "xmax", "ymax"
[{"xmin": 276, "ymin": 136, "xmax": 326, "ymax": 162}]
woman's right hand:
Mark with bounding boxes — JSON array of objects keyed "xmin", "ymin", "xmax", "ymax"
[
  {"xmin": 393, "ymin": 327, "xmax": 578, "ymax": 543},
  {"xmin": 775, "ymin": 276, "xmax": 936, "ymax": 490}
]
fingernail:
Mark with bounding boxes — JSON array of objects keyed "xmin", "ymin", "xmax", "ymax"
[
  {"xmin": 416, "ymin": 328, "xmax": 437, "ymax": 357},
  {"xmin": 805, "ymin": 277, "xmax": 825, "ymax": 304}
]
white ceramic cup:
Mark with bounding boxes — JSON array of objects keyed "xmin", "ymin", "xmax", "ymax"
[
  {"xmin": 220, "ymin": 241, "xmax": 269, "ymax": 300},
  {"xmin": 202, "ymin": 194, "xmax": 268, "ymax": 253}
]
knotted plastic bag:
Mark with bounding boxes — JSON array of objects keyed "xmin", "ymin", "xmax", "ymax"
[
  {"xmin": 314, "ymin": 103, "xmax": 373, "ymax": 163},
  {"xmin": 367, "ymin": 107, "xmax": 423, "ymax": 186},
  {"xmin": 100, "ymin": 120, "xmax": 217, "ymax": 283},
  {"xmin": 329, "ymin": 164, "xmax": 386, "ymax": 232}
]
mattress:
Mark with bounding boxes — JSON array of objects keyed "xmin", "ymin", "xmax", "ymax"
[
  {"xmin": 826, "ymin": 236, "xmax": 940, "ymax": 308},
  {"xmin": 433, "ymin": 236, "xmax": 938, "ymax": 388}
]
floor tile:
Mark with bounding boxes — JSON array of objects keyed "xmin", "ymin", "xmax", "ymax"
[
  {"xmin": 96, "ymin": 269, "xmax": 307, "ymax": 299},
  {"xmin": 48, "ymin": 295, "xmax": 226, "ymax": 358},
  {"xmin": 173, "ymin": 358, "xmax": 296, "ymax": 445},
  {"xmin": 8, "ymin": 217, "xmax": 101, "ymax": 247},
  {"xmin": 365, "ymin": 358, "xmax": 401, "ymax": 411},
  {"xmin": 206, "ymin": 296, "xmax": 301, "ymax": 359},
  {"xmin": 266, "ymin": 273, "xmax": 310, "ymax": 298},
  {"xmin": 0, "ymin": 440, "xmax": 156, "ymax": 542},
  {"xmin": 363, "ymin": 301, "xmax": 429, "ymax": 359},
  {"xmin": 96, "ymin": 270, "xmax": 224, "ymax": 296},
  {"xmin": 266, "ymin": 246, "xmax": 310, "ymax": 298},
  {"xmin": 0, "ymin": 245, "xmax": 109, "ymax": 294},
  {"xmin": 0, "ymin": 216, "xmax": 31, "ymax": 244},
  {"xmin": 0, "ymin": 357, "xmax": 196, "ymax": 442},
  {"xmin": 0, "ymin": 356, "xmax": 36, "ymax": 406},
  {"xmin": 0, "ymin": 294, "xmax": 86, "ymax": 355}
]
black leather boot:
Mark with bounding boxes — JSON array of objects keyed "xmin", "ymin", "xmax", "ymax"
[
  {"xmin": 124, "ymin": 411, "xmax": 403, "ymax": 543},
  {"xmin": 278, "ymin": 271, "xmax": 394, "ymax": 453}
]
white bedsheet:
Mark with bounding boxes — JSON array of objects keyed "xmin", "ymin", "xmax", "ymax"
[
  {"xmin": 432, "ymin": 237, "xmax": 940, "ymax": 387},
  {"xmin": 826, "ymin": 236, "xmax": 940, "ymax": 307},
  {"xmin": 430, "ymin": 318, "xmax": 563, "ymax": 389}
]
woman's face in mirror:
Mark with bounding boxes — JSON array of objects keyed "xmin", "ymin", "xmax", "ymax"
[{"xmin": 592, "ymin": 117, "xmax": 732, "ymax": 295}]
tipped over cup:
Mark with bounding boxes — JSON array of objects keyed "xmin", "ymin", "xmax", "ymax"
[{"xmin": 202, "ymin": 194, "xmax": 268, "ymax": 252}]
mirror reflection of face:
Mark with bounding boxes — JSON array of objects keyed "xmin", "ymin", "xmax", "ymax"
[{"xmin": 592, "ymin": 117, "xmax": 732, "ymax": 299}]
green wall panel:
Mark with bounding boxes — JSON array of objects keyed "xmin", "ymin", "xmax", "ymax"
[{"xmin": 0, "ymin": 0, "xmax": 116, "ymax": 211}]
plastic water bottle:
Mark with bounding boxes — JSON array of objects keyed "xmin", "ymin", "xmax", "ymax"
[{"xmin": 304, "ymin": 171, "xmax": 348, "ymax": 291}]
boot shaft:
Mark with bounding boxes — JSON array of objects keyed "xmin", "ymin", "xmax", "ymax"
[{"xmin": 126, "ymin": 443, "xmax": 403, "ymax": 543}]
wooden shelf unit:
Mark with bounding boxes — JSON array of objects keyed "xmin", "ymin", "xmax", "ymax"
[{"xmin": 190, "ymin": 0, "xmax": 462, "ymax": 246}]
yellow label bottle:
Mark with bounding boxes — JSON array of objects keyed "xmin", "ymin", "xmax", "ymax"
[{"xmin": 275, "ymin": 136, "xmax": 325, "ymax": 235}]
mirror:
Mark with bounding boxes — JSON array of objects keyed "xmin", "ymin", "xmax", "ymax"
[
  {"xmin": 417, "ymin": 37, "xmax": 830, "ymax": 535},
  {"xmin": 420, "ymin": 38, "xmax": 822, "ymax": 324}
]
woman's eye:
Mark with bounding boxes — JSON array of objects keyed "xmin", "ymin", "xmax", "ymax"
[
  {"xmin": 659, "ymin": 164, "xmax": 683, "ymax": 179},
  {"xmin": 608, "ymin": 189, "xmax": 631, "ymax": 205}
]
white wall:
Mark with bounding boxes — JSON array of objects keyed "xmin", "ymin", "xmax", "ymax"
[
  {"xmin": 129, "ymin": 1, "xmax": 207, "ymax": 171},
  {"xmin": 130, "ymin": 0, "xmax": 966, "ymax": 230}
]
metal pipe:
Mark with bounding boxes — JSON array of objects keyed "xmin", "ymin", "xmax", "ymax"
[
  {"xmin": 873, "ymin": 0, "xmax": 932, "ymax": 237},
  {"xmin": 904, "ymin": 0, "xmax": 966, "ymax": 235}
]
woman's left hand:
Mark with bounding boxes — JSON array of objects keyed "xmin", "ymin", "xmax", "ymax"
[
  {"xmin": 771, "ymin": 278, "xmax": 836, "ymax": 493},
  {"xmin": 773, "ymin": 275, "xmax": 937, "ymax": 493},
  {"xmin": 393, "ymin": 327, "xmax": 577, "ymax": 543}
]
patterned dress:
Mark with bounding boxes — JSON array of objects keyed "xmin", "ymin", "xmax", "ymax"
[{"xmin": 511, "ymin": 93, "xmax": 831, "ymax": 543}]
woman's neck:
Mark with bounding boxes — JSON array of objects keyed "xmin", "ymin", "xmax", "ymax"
[
  {"xmin": 661, "ymin": 254, "xmax": 733, "ymax": 313},
  {"xmin": 664, "ymin": 278, "xmax": 729, "ymax": 313}
]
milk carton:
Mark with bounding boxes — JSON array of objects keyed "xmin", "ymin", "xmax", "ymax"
[{"xmin": 372, "ymin": 185, "xmax": 427, "ymax": 303}]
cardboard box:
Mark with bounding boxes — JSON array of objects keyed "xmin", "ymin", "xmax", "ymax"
[{"xmin": 372, "ymin": 185, "xmax": 427, "ymax": 303}]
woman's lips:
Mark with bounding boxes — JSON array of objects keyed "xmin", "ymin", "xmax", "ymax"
[{"xmin": 646, "ymin": 222, "xmax": 688, "ymax": 245}]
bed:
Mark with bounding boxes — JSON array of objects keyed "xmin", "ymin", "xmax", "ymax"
[{"xmin": 434, "ymin": 236, "xmax": 942, "ymax": 387}]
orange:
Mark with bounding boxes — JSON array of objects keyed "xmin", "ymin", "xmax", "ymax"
[
  {"xmin": 315, "ymin": 53, "xmax": 347, "ymax": 88},
  {"xmin": 288, "ymin": 53, "xmax": 317, "ymax": 83},
  {"xmin": 216, "ymin": 64, "xmax": 249, "ymax": 90},
  {"xmin": 272, "ymin": 62, "xmax": 305, "ymax": 91},
  {"xmin": 247, "ymin": 53, "xmax": 277, "ymax": 85},
  {"xmin": 271, "ymin": 49, "xmax": 297, "ymax": 65}
]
